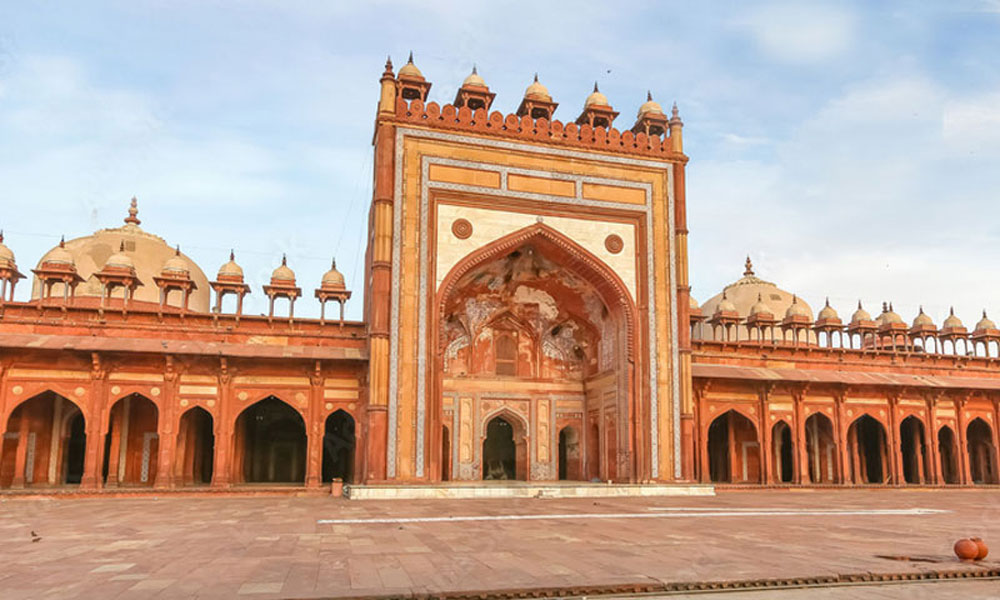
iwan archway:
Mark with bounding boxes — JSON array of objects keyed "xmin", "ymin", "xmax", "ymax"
[{"xmin": 432, "ymin": 223, "xmax": 641, "ymax": 482}]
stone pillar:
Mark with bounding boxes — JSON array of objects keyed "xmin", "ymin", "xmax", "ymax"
[
  {"xmin": 11, "ymin": 409, "xmax": 30, "ymax": 488},
  {"xmin": 305, "ymin": 371, "xmax": 323, "ymax": 488},
  {"xmin": 81, "ymin": 375, "xmax": 108, "ymax": 490},
  {"xmin": 956, "ymin": 396, "xmax": 971, "ymax": 485},
  {"xmin": 212, "ymin": 371, "xmax": 233, "ymax": 488},
  {"xmin": 154, "ymin": 369, "xmax": 178, "ymax": 489}
]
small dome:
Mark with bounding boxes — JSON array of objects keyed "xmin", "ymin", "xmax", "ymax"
[
  {"xmin": 217, "ymin": 250, "xmax": 244, "ymax": 279},
  {"xmin": 817, "ymin": 298, "xmax": 839, "ymax": 321},
  {"xmin": 322, "ymin": 258, "xmax": 345, "ymax": 288},
  {"xmin": 271, "ymin": 254, "xmax": 295, "ymax": 282},
  {"xmin": 878, "ymin": 302, "xmax": 904, "ymax": 326},
  {"xmin": 162, "ymin": 246, "xmax": 189, "ymax": 275},
  {"xmin": 637, "ymin": 91, "xmax": 665, "ymax": 118},
  {"xmin": 716, "ymin": 291, "xmax": 737, "ymax": 314},
  {"xmin": 749, "ymin": 293, "xmax": 772, "ymax": 317},
  {"xmin": 462, "ymin": 66, "xmax": 486, "ymax": 88},
  {"xmin": 524, "ymin": 74, "xmax": 551, "ymax": 101},
  {"xmin": 105, "ymin": 241, "xmax": 134, "ymax": 269},
  {"xmin": 45, "ymin": 237, "xmax": 74, "ymax": 266},
  {"xmin": 398, "ymin": 52, "xmax": 423, "ymax": 79},
  {"xmin": 943, "ymin": 307, "xmax": 964, "ymax": 330},
  {"xmin": 584, "ymin": 82, "xmax": 610, "ymax": 108},
  {"xmin": 851, "ymin": 301, "xmax": 871, "ymax": 323},
  {"xmin": 912, "ymin": 307, "xmax": 934, "ymax": 328},
  {"xmin": 785, "ymin": 295, "xmax": 810, "ymax": 319},
  {"xmin": 0, "ymin": 231, "xmax": 14, "ymax": 269},
  {"xmin": 689, "ymin": 295, "xmax": 700, "ymax": 310},
  {"xmin": 975, "ymin": 310, "xmax": 996, "ymax": 331}
]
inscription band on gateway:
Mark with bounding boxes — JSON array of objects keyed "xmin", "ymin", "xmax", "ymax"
[{"xmin": 388, "ymin": 126, "xmax": 679, "ymax": 479}]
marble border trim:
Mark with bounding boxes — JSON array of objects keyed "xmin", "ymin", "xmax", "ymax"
[{"xmin": 390, "ymin": 126, "xmax": 680, "ymax": 480}]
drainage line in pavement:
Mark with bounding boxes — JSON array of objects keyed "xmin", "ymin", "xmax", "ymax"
[{"xmin": 320, "ymin": 567, "xmax": 1000, "ymax": 600}]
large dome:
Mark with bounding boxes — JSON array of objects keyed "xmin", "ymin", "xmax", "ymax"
[
  {"xmin": 696, "ymin": 257, "xmax": 815, "ymax": 342},
  {"xmin": 30, "ymin": 199, "xmax": 211, "ymax": 311}
]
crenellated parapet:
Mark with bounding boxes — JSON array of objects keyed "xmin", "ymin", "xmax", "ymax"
[{"xmin": 379, "ymin": 55, "xmax": 686, "ymax": 161}]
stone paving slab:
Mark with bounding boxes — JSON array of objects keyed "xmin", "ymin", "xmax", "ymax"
[{"xmin": 0, "ymin": 490, "xmax": 998, "ymax": 599}]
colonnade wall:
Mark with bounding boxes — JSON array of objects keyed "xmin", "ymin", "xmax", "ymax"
[
  {"xmin": 692, "ymin": 343, "xmax": 1000, "ymax": 486},
  {"xmin": 0, "ymin": 304, "xmax": 367, "ymax": 491}
]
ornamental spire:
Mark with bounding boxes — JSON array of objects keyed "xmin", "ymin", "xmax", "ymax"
[
  {"xmin": 124, "ymin": 197, "xmax": 141, "ymax": 226},
  {"xmin": 743, "ymin": 255, "xmax": 754, "ymax": 277}
]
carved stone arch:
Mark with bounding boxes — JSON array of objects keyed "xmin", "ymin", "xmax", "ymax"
[
  {"xmin": 436, "ymin": 222, "xmax": 637, "ymax": 355},
  {"xmin": 4, "ymin": 383, "xmax": 92, "ymax": 424},
  {"xmin": 703, "ymin": 406, "xmax": 758, "ymax": 435}
]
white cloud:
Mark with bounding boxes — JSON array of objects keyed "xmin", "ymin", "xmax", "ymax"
[{"xmin": 733, "ymin": 2, "xmax": 858, "ymax": 64}]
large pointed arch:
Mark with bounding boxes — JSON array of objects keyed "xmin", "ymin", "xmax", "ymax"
[
  {"xmin": 436, "ymin": 222, "xmax": 637, "ymax": 352},
  {"xmin": 431, "ymin": 221, "xmax": 648, "ymax": 483}
]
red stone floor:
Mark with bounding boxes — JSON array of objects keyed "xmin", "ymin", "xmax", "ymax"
[{"xmin": 0, "ymin": 489, "xmax": 998, "ymax": 599}]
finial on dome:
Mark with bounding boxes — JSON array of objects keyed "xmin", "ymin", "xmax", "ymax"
[
  {"xmin": 533, "ymin": 72, "xmax": 539, "ymax": 82},
  {"xmin": 950, "ymin": 306, "xmax": 955, "ymax": 315},
  {"xmin": 889, "ymin": 302, "xmax": 895, "ymax": 312},
  {"xmin": 125, "ymin": 197, "xmax": 141, "ymax": 225},
  {"xmin": 383, "ymin": 55, "xmax": 393, "ymax": 76},
  {"xmin": 919, "ymin": 305, "xmax": 925, "ymax": 314},
  {"xmin": 985, "ymin": 309, "xmax": 989, "ymax": 318},
  {"xmin": 882, "ymin": 301, "xmax": 888, "ymax": 312},
  {"xmin": 472, "ymin": 64, "xmax": 477, "ymax": 75},
  {"xmin": 825, "ymin": 297, "xmax": 831, "ymax": 307},
  {"xmin": 59, "ymin": 235, "xmax": 65, "ymax": 248},
  {"xmin": 744, "ymin": 255, "xmax": 754, "ymax": 277},
  {"xmin": 407, "ymin": 51, "xmax": 414, "ymax": 64},
  {"xmin": 331, "ymin": 257, "xmax": 337, "ymax": 269},
  {"xmin": 119, "ymin": 240, "xmax": 125, "ymax": 252},
  {"xmin": 671, "ymin": 102, "xmax": 679, "ymax": 119},
  {"xmin": 281, "ymin": 253, "xmax": 287, "ymax": 266},
  {"xmin": 0, "ymin": 230, "xmax": 3, "ymax": 243},
  {"xmin": 593, "ymin": 81, "xmax": 600, "ymax": 93},
  {"xmin": 792, "ymin": 294, "xmax": 798, "ymax": 304},
  {"xmin": 647, "ymin": 90, "xmax": 653, "ymax": 101},
  {"xmin": 858, "ymin": 300, "xmax": 863, "ymax": 309},
  {"xmin": 175, "ymin": 244, "xmax": 181, "ymax": 256},
  {"xmin": 230, "ymin": 249, "xmax": 235, "ymax": 261}
]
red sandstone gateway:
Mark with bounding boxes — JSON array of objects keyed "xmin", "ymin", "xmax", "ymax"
[{"xmin": 1, "ymin": 56, "xmax": 998, "ymax": 495}]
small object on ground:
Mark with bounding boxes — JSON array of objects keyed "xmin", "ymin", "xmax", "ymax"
[
  {"xmin": 954, "ymin": 538, "xmax": 979, "ymax": 561},
  {"xmin": 970, "ymin": 537, "xmax": 989, "ymax": 560},
  {"xmin": 30, "ymin": 530, "xmax": 41, "ymax": 543}
]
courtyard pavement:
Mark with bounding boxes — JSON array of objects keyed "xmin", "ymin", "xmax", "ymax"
[{"xmin": 0, "ymin": 489, "xmax": 998, "ymax": 599}]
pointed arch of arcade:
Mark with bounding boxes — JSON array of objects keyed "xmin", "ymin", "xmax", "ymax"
[
  {"xmin": 232, "ymin": 395, "xmax": 307, "ymax": 484},
  {"xmin": 899, "ymin": 414, "xmax": 930, "ymax": 484},
  {"xmin": 102, "ymin": 392, "xmax": 160, "ymax": 487},
  {"xmin": 846, "ymin": 413, "xmax": 889, "ymax": 484},
  {"xmin": 322, "ymin": 408, "xmax": 357, "ymax": 484},
  {"xmin": 967, "ymin": 418, "xmax": 998, "ymax": 485},
  {"xmin": 703, "ymin": 408, "xmax": 761, "ymax": 484},
  {"xmin": 1, "ymin": 390, "xmax": 88, "ymax": 488},
  {"xmin": 804, "ymin": 411, "xmax": 837, "ymax": 484},
  {"xmin": 175, "ymin": 406, "xmax": 215, "ymax": 486},
  {"xmin": 432, "ymin": 222, "xmax": 643, "ymax": 482},
  {"xmin": 770, "ymin": 419, "xmax": 794, "ymax": 484},
  {"xmin": 481, "ymin": 407, "xmax": 529, "ymax": 481},
  {"xmin": 937, "ymin": 425, "xmax": 960, "ymax": 485}
]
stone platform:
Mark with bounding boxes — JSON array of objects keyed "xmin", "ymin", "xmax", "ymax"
[{"xmin": 344, "ymin": 481, "xmax": 715, "ymax": 500}]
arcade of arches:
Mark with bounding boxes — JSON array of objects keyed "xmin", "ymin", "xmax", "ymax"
[
  {"xmin": 0, "ymin": 385, "xmax": 362, "ymax": 491},
  {"xmin": 696, "ymin": 381, "xmax": 1000, "ymax": 486}
]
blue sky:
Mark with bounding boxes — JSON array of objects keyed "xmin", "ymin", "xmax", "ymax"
[{"xmin": 1, "ymin": 1, "xmax": 999, "ymax": 324}]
